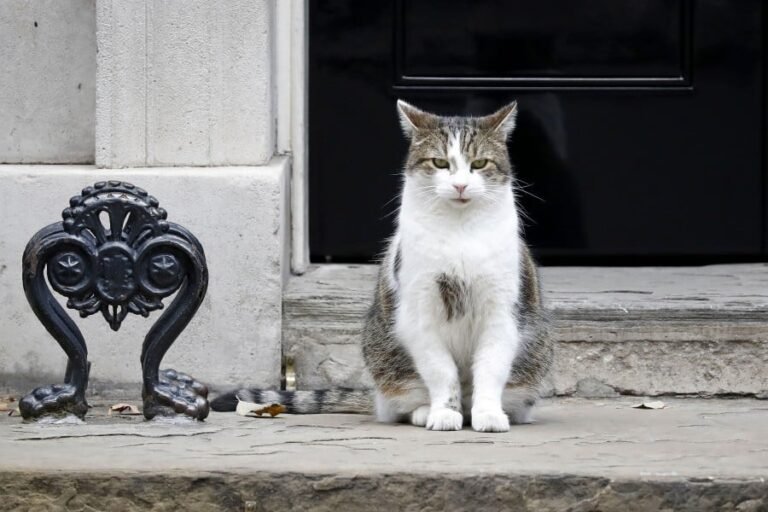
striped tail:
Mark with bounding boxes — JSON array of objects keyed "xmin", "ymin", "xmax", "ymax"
[{"xmin": 210, "ymin": 388, "xmax": 373, "ymax": 414}]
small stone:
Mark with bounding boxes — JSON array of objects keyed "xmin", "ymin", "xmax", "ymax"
[{"xmin": 574, "ymin": 378, "xmax": 619, "ymax": 398}]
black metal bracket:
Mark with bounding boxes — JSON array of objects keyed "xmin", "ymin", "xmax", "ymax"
[{"xmin": 19, "ymin": 181, "xmax": 210, "ymax": 421}]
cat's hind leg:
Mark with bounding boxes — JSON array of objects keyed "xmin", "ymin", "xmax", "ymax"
[
  {"xmin": 502, "ymin": 385, "xmax": 539, "ymax": 425},
  {"xmin": 374, "ymin": 384, "xmax": 430, "ymax": 426},
  {"xmin": 409, "ymin": 405, "xmax": 431, "ymax": 427}
]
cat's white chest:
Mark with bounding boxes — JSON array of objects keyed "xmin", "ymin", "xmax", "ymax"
[
  {"xmin": 395, "ymin": 213, "xmax": 519, "ymax": 373},
  {"xmin": 398, "ymin": 209, "xmax": 521, "ymax": 319},
  {"xmin": 401, "ymin": 210, "xmax": 518, "ymax": 278}
]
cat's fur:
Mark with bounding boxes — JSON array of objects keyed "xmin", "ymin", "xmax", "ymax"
[{"xmin": 211, "ymin": 100, "xmax": 553, "ymax": 432}]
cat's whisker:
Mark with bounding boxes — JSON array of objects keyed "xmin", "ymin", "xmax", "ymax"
[
  {"xmin": 380, "ymin": 190, "xmax": 405, "ymax": 220},
  {"xmin": 380, "ymin": 205, "xmax": 402, "ymax": 220},
  {"xmin": 512, "ymin": 178, "xmax": 545, "ymax": 203}
]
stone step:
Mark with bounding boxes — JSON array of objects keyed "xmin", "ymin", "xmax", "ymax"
[
  {"xmin": 1, "ymin": 398, "xmax": 766, "ymax": 511},
  {"xmin": 283, "ymin": 264, "xmax": 768, "ymax": 397}
]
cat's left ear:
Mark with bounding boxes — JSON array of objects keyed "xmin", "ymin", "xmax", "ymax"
[
  {"xmin": 397, "ymin": 100, "xmax": 439, "ymax": 138},
  {"xmin": 480, "ymin": 101, "xmax": 518, "ymax": 139}
]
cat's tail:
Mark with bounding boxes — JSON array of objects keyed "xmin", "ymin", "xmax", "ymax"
[{"xmin": 210, "ymin": 387, "xmax": 373, "ymax": 414}]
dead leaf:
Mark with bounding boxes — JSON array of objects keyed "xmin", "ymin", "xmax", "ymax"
[
  {"xmin": 8, "ymin": 408, "xmax": 19, "ymax": 417},
  {"xmin": 260, "ymin": 404, "xmax": 286, "ymax": 417},
  {"xmin": 0, "ymin": 396, "xmax": 16, "ymax": 412},
  {"xmin": 236, "ymin": 400, "xmax": 286, "ymax": 418},
  {"xmin": 108, "ymin": 403, "xmax": 141, "ymax": 416},
  {"xmin": 632, "ymin": 401, "xmax": 666, "ymax": 410}
]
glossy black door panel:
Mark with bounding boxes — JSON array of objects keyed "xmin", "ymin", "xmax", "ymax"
[
  {"xmin": 399, "ymin": 0, "xmax": 689, "ymax": 85},
  {"xmin": 309, "ymin": 0, "xmax": 764, "ymax": 262}
]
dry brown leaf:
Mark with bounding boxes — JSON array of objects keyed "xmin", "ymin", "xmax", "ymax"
[
  {"xmin": 632, "ymin": 401, "xmax": 666, "ymax": 410},
  {"xmin": 236, "ymin": 400, "xmax": 286, "ymax": 418},
  {"xmin": 259, "ymin": 404, "xmax": 286, "ymax": 417},
  {"xmin": 108, "ymin": 403, "xmax": 141, "ymax": 415},
  {"xmin": 0, "ymin": 397, "xmax": 16, "ymax": 412}
]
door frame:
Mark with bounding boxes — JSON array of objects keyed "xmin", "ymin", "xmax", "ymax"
[{"xmin": 277, "ymin": 0, "xmax": 310, "ymax": 274}]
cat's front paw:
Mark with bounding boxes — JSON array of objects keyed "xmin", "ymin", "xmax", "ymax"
[
  {"xmin": 410, "ymin": 405, "xmax": 430, "ymax": 427},
  {"xmin": 471, "ymin": 408, "xmax": 510, "ymax": 433},
  {"xmin": 426, "ymin": 407, "xmax": 463, "ymax": 431}
]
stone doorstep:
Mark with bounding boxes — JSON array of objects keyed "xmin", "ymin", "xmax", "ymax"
[
  {"xmin": 283, "ymin": 264, "xmax": 768, "ymax": 397},
  {"xmin": 0, "ymin": 398, "xmax": 766, "ymax": 511}
]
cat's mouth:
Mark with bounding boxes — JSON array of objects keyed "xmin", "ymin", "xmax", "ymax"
[{"xmin": 452, "ymin": 198, "xmax": 471, "ymax": 205}]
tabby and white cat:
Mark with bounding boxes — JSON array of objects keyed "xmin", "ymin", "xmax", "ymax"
[{"xmin": 212, "ymin": 100, "xmax": 552, "ymax": 432}]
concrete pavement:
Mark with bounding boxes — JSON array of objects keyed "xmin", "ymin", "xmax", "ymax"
[{"xmin": 1, "ymin": 397, "xmax": 766, "ymax": 511}]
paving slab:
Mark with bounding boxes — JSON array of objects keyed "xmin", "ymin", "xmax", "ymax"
[
  {"xmin": 0, "ymin": 398, "xmax": 766, "ymax": 511},
  {"xmin": 284, "ymin": 264, "xmax": 768, "ymax": 396}
]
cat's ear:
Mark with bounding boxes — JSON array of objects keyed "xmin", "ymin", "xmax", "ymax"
[
  {"xmin": 480, "ymin": 101, "xmax": 518, "ymax": 139},
  {"xmin": 397, "ymin": 100, "xmax": 438, "ymax": 138}
]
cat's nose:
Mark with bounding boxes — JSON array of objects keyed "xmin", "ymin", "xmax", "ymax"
[{"xmin": 453, "ymin": 184, "xmax": 467, "ymax": 195}]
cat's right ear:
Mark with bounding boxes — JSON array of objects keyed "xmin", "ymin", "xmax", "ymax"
[{"xmin": 397, "ymin": 100, "xmax": 438, "ymax": 138}]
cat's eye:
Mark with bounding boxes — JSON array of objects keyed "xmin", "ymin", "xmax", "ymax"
[
  {"xmin": 471, "ymin": 159, "xmax": 489, "ymax": 170},
  {"xmin": 432, "ymin": 158, "xmax": 450, "ymax": 169}
]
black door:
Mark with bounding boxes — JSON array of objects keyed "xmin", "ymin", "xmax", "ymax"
[{"xmin": 309, "ymin": 0, "xmax": 764, "ymax": 264}]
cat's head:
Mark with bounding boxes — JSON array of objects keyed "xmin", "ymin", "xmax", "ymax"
[{"xmin": 397, "ymin": 100, "xmax": 517, "ymax": 209}]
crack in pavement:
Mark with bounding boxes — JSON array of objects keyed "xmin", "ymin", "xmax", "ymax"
[
  {"xmin": 210, "ymin": 450, "xmax": 289, "ymax": 456},
  {"xmin": 286, "ymin": 424, "xmax": 354, "ymax": 430},
  {"xmin": 111, "ymin": 441, "xmax": 172, "ymax": 448},
  {"xmin": 15, "ymin": 429, "xmax": 221, "ymax": 441},
  {"xmin": 248, "ymin": 436, "xmax": 395, "ymax": 449},
  {"xmin": 698, "ymin": 408, "xmax": 768, "ymax": 417}
]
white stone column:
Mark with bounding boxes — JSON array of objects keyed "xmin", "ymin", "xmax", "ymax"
[
  {"xmin": 88, "ymin": 0, "xmax": 284, "ymax": 392},
  {"xmin": 96, "ymin": 0, "xmax": 275, "ymax": 167},
  {"xmin": 0, "ymin": 0, "xmax": 96, "ymax": 163}
]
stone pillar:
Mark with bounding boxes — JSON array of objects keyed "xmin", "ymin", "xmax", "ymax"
[
  {"xmin": 90, "ymin": 0, "xmax": 284, "ymax": 392},
  {"xmin": 0, "ymin": 0, "xmax": 95, "ymax": 163},
  {"xmin": 96, "ymin": 0, "xmax": 275, "ymax": 167}
]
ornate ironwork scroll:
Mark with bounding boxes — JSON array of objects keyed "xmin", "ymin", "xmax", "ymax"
[{"xmin": 19, "ymin": 181, "xmax": 210, "ymax": 421}]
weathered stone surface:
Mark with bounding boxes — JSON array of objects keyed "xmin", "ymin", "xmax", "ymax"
[
  {"xmin": 0, "ymin": 398, "xmax": 766, "ymax": 511},
  {"xmin": 283, "ymin": 264, "xmax": 768, "ymax": 396},
  {"xmin": 0, "ymin": 0, "xmax": 95, "ymax": 163},
  {"xmin": 0, "ymin": 472, "xmax": 766, "ymax": 512}
]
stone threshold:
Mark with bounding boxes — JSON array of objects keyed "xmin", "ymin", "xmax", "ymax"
[
  {"xmin": 283, "ymin": 264, "xmax": 768, "ymax": 397},
  {"xmin": 0, "ymin": 398, "xmax": 766, "ymax": 511}
]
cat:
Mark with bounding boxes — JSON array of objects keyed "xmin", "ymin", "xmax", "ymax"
[{"xmin": 211, "ymin": 100, "xmax": 553, "ymax": 432}]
